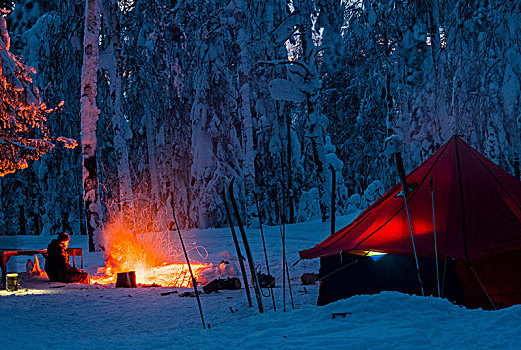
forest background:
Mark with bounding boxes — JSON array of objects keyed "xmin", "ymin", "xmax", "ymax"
[{"xmin": 1, "ymin": 0, "xmax": 520, "ymax": 248}]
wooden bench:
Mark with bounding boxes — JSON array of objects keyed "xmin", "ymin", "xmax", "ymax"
[{"xmin": 1, "ymin": 248, "xmax": 83, "ymax": 289}]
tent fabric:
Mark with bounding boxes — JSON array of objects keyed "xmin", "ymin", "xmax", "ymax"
[
  {"xmin": 299, "ymin": 136, "xmax": 521, "ymax": 262},
  {"xmin": 457, "ymin": 249, "xmax": 521, "ymax": 308},
  {"xmin": 299, "ymin": 136, "xmax": 521, "ymax": 309}
]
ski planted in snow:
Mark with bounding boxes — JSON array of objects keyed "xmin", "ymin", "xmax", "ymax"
[
  {"xmin": 229, "ymin": 178, "xmax": 264, "ymax": 313},
  {"xmin": 221, "ymin": 188, "xmax": 253, "ymax": 308}
]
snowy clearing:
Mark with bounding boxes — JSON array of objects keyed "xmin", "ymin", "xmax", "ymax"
[{"xmin": 1, "ymin": 215, "xmax": 519, "ymax": 349}]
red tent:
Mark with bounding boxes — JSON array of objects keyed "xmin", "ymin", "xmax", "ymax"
[{"xmin": 300, "ymin": 136, "xmax": 521, "ymax": 309}]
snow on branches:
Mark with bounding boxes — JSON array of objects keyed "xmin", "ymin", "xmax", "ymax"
[{"xmin": 0, "ymin": 16, "xmax": 74, "ymax": 177}]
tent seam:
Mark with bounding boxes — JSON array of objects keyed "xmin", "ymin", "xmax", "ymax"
[
  {"xmin": 351, "ymin": 140, "xmax": 453, "ymax": 251},
  {"xmin": 466, "ymin": 144, "xmax": 521, "ymax": 219},
  {"xmin": 455, "ymin": 138, "xmax": 471, "ymax": 263}
]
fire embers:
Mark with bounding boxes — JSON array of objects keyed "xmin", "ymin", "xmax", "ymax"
[
  {"xmin": 90, "ymin": 206, "xmax": 209, "ymax": 288},
  {"xmin": 93, "ymin": 262, "xmax": 207, "ymax": 288}
]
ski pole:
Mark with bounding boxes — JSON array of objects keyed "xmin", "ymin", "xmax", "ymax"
[
  {"xmin": 280, "ymin": 205, "xmax": 294, "ymax": 310},
  {"xmin": 254, "ymin": 191, "xmax": 276, "ymax": 312},
  {"xmin": 172, "ymin": 208, "xmax": 206, "ymax": 329},
  {"xmin": 279, "ymin": 200, "xmax": 286, "ymax": 312},
  {"xmin": 280, "ymin": 154, "xmax": 287, "ymax": 312},
  {"xmin": 278, "ymin": 201, "xmax": 295, "ymax": 311},
  {"xmin": 394, "ymin": 152, "xmax": 424, "ymax": 296}
]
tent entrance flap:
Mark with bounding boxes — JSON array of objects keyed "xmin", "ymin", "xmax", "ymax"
[{"xmin": 317, "ymin": 252, "xmax": 465, "ymax": 307}]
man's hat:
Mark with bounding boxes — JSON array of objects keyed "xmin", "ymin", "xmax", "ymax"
[{"xmin": 57, "ymin": 232, "xmax": 70, "ymax": 242}]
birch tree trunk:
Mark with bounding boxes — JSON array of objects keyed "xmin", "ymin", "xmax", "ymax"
[
  {"xmin": 107, "ymin": 0, "xmax": 132, "ymax": 203},
  {"xmin": 80, "ymin": 0, "xmax": 103, "ymax": 251},
  {"xmin": 236, "ymin": 0, "xmax": 256, "ymax": 226}
]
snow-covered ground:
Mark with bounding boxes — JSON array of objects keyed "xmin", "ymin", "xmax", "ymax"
[{"xmin": 2, "ymin": 214, "xmax": 520, "ymax": 349}]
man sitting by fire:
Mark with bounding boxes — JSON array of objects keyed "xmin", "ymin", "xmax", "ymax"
[{"xmin": 44, "ymin": 232, "xmax": 90, "ymax": 284}]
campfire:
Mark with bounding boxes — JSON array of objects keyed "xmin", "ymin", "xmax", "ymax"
[{"xmin": 91, "ymin": 206, "xmax": 208, "ymax": 288}]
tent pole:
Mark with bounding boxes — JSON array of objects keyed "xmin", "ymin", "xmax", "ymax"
[
  {"xmin": 441, "ymin": 259, "xmax": 447, "ymax": 297},
  {"xmin": 330, "ymin": 164, "xmax": 336, "ymax": 236},
  {"xmin": 394, "ymin": 153, "xmax": 424, "ymax": 296},
  {"xmin": 430, "ymin": 176, "xmax": 441, "ymax": 297},
  {"xmin": 470, "ymin": 265, "xmax": 497, "ymax": 310}
]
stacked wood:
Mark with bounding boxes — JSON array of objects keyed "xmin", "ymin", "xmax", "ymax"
[
  {"xmin": 203, "ymin": 277, "xmax": 242, "ymax": 294},
  {"xmin": 301, "ymin": 273, "xmax": 318, "ymax": 285},
  {"xmin": 116, "ymin": 271, "xmax": 137, "ymax": 288}
]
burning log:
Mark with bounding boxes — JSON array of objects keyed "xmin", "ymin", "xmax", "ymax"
[
  {"xmin": 116, "ymin": 271, "xmax": 137, "ymax": 288},
  {"xmin": 203, "ymin": 277, "xmax": 242, "ymax": 294},
  {"xmin": 301, "ymin": 273, "xmax": 318, "ymax": 285}
]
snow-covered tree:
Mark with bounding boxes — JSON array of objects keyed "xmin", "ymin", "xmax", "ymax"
[
  {"xmin": 0, "ymin": 4, "xmax": 79, "ymax": 238},
  {"xmin": 231, "ymin": 0, "xmax": 256, "ymax": 226},
  {"xmin": 189, "ymin": 0, "xmax": 242, "ymax": 227},
  {"xmin": 103, "ymin": 0, "xmax": 132, "ymax": 204},
  {"xmin": 0, "ymin": 15, "xmax": 55, "ymax": 177},
  {"xmin": 4, "ymin": 0, "xmax": 521, "ymax": 237}
]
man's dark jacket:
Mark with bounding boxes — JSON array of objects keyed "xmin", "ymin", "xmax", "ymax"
[{"xmin": 44, "ymin": 239, "xmax": 73, "ymax": 281}]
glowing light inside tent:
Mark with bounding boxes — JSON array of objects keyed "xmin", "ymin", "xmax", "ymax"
[{"xmin": 366, "ymin": 251, "xmax": 387, "ymax": 261}]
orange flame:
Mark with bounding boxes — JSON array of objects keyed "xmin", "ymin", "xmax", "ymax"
[{"xmin": 92, "ymin": 206, "xmax": 207, "ymax": 288}]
